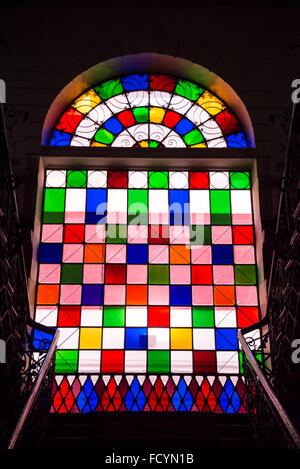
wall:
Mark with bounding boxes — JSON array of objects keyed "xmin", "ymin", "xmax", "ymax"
[{"xmin": 1, "ymin": 0, "xmax": 299, "ymax": 287}]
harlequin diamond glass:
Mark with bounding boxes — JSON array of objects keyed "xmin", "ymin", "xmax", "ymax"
[
  {"xmin": 35, "ymin": 169, "xmax": 260, "ymax": 413},
  {"xmin": 49, "ymin": 74, "xmax": 249, "ymax": 148}
]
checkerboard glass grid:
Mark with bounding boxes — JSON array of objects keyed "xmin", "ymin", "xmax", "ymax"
[
  {"xmin": 49, "ymin": 73, "xmax": 249, "ymax": 148},
  {"xmin": 35, "ymin": 169, "xmax": 260, "ymax": 381}
]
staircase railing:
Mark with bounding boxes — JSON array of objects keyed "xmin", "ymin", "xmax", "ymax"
[
  {"xmin": 238, "ymin": 100, "xmax": 300, "ymax": 448},
  {"xmin": 0, "ymin": 103, "xmax": 59, "ymax": 448}
]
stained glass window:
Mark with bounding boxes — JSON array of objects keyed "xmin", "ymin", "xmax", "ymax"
[
  {"xmin": 48, "ymin": 74, "xmax": 249, "ymax": 148},
  {"xmin": 35, "ymin": 169, "xmax": 260, "ymax": 412}
]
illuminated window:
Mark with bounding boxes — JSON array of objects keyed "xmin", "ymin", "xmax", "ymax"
[{"xmin": 35, "ymin": 70, "xmax": 259, "ymax": 413}]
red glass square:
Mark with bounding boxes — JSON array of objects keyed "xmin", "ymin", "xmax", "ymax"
[
  {"xmin": 149, "ymin": 225, "xmax": 169, "ymax": 244},
  {"xmin": 117, "ymin": 110, "xmax": 135, "ymax": 127},
  {"xmin": 237, "ymin": 307, "xmax": 259, "ymax": 327},
  {"xmin": 163, "ymin": 110, "xmax": 181, "ymax": 128},
  {"xmin": 105, "ymin": 264, "xmax": 126, "ymax": 284},
  {"xmin": 57, "ymin": 306, "xmax": 81, "ymax": 327},
  {"xmin": 192, "ymin": 265, "xmax": 213, "ymax": 284},
  {"xmin": 107, "ymin": 171, "xmax": 128, "ymax": 188},
  {"xmin": 64, "ymin": 225, "xmax": 85, "ymax": 243},
  {"xmin": 56, "ymin": 107, "xmax": 83, "ymax": 133},
  {"xmin": 148, "ymin": 306, "xmax": 170, "ymax": 327},
  {"xmin": 215, "ymin": 109, "xmax": 241, "ymax": 136},
  {"xmin": 232, "ymin": 226, "xmax": 254, "ymax": 244},
  {"xmin": 193, "ymin": 351, "xmax": 216, "ymax": 373},
  {"xmin": 101, "ymin": 350, "xmax": 124, "ymax": 373},
  {"xmin": 150, "ymin": 74, "xmax": 177, "ymax": 92},
  {"xmin": 189, "ymin": 172, "xmax": 209, "ymax": 189}
]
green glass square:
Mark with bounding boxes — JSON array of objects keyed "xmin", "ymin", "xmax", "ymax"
[
  {"xmin": 148, "ymin": 265, "xmax": 169, "ymax": 284},
  {"xmin": 210, "ymin": 190, "xmax": 231, "ymax": 225},
  {"xmin": 230, "ymin": 171, "xmax": 250, "ymax": 189},
  {"xmin": 94, "ymin": 78, "xmax": 123, "ymax": 100},
  {"xmin": 235, "ymin": 265, "xmax": 256, "ymax": 285},
  {"xmin": 43, "ymin": 188, "xmax": 65, "ymax": 223},
  {"xmin": 239, "ymin": 350, "xmax": 262, "ymax": 374},
  {"xmin": 94, "ymin": 128, "xmax": 115, "ymax": 145},
  {"xmin": 106, "ymin": 224, "xmax": 127, "ymax": 243},
  {"xmin": 149, "ymin": 140, "xmax": 160, "ymax": 147},
  {"xmin": 148, "ymin": 351, "xmax": 170, "ymax": 373},
  {"xmin": 133, "ymin": 107, "xmax": 149, "ymax": 123},
  {"xmin": 183, "ymin": 128, "xmax": 204, "ymax": 146},
  {"xmin": 193, "ymin": 307, "xmax": 214, "ymax": 327},
  {"xmin": 103, "ymin": 306, "xmax": 125, "ymax": 327},
  {"xmin": 149, "ymin": 171, "xmax": 168, "ymax": 189},
  {"xmin": 67, "ymin": 170, "xmax": 87, "ymax": 188},
  {"xmin": 175, "ymin": 79, "xmax": 204, "ymax": 101},
  {"xmin": 128, "ymin": 189, "xmax": 148, "ymax": 224},
  {"xmin": 55, "ymin": 350, "xmax": 78, "ymax": 373},
  {"xmin": 61, "ymin": 264, "xmax": 83, "ymax": 284},
  {"xmin": 190, "ymin": 225, "xmax": 211, "ymax": 245}
]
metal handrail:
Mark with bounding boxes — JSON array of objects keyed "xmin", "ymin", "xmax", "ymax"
[
  {"xmin": 238, "ymin": 327, "xmax": 300, "ymax": 449},
  {"xmin": 8, "ymin": 329, "xmax": 60, "ymax": 449}
]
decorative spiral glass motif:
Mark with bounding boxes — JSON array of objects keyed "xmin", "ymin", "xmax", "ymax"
[{"xmin": 49, "ymin": 74, "xmax": 249, "ymax": 148}]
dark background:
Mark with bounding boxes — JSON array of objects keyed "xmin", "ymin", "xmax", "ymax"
[{"xmin": 1, "ymin": 0, "xmax": 299, "ymax": 287}]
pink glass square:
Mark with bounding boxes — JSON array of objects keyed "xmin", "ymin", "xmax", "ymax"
[
  {"xmin": 170, "ymin": 265, "xmax": 191, "ymax": 284},
  {"xmin": 62, "ymin": 244, "xmax": 84, "ymax": 263},
  {"xmin": 104, "ymin": 285, "xmax": 126, "ymax": 305},
  {"xmin": 41, "ymin": 224, "xmax": 63, "ymax": 243},
  {"xmin": 192, "ymin": 285, "xmax": 214, "ymax": 305},
  {"xmin": 234, "ymin": 245, "xmax": 255, "ymax": 264},
  {"xmin": 149, "ymin": 213, "xmax": 169, "ymax": 224},
  {"xmin": 212, "ymin": 226, "xmax": 232, "ymax": 244},
  {"xmin": 127, "ymin": 265, "xmax": 148, "ymax": 284},
  {"xmin": 85, "ymin": 224, "xmax": 105, "ymax": 243},
  {"xmin": 106, "ymin": 244, "xmax": 126, "ymax": 263},
  {"xmin": 213, "ymin": 265, "xmax": 234, "ymax": 285},
  {"xmin": 236, "ymin": 286, "xmax": 258, "ymax": 306},
  {"xmin": 169, "ymin": 226, "xmax": 190, "ymax": 244},
  {"xmin": 83, "ymin": 264, "xmax": 104, "ymax": 284},
  {"xmin": 149, "ymin": 245, "xmax": 169, "ymax": 264},
  {"xmin": 148, "ymin": 285, "xmax": 169, "ymax": 305},
  {"xmin": 127, "ymin": 225, "xmax": 148, "ymax": 244},
  {"xmin": 232, "ymin": 213, "xmax": 252, "ymax": 225},
  {"xmin": 60, "ymin": 285, "xmax": 82, "ymax": 305},
  {"xmin": 38, "ymin": 264, "xmax": 61, "ymax": 284},
  {"xmin": 191, "ymin": 245, "xmax": 212, "ymax": 264}
]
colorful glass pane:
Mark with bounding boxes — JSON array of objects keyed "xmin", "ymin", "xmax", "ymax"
[
  {"xmin": 49, "ymin": 74, "xmax": 249, "ymax": 148},
  {"xmin": 35, "ymin": 169, "xmax": 259, "ymax": 414}
]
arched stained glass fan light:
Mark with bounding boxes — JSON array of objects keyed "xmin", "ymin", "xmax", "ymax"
[{"xmin": 49, "ymin": 74, "xmax": 248, "ymax": 148}]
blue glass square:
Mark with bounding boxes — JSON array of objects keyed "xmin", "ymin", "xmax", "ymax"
[
  {"xmin": 125, "ymin": 328, "xmax": 147, "ymax": 349},
  {"xmin": 121, "ymin": 74, "xmax": 149, "ymax": 91},
  {"xmin": 103, "ymin": 117, "xmax": 123, "ymax": 135},
  {"xmin": 170, "ymin": 285, "xmax": 192, "ymax": 306},
  {"xmin": 226, "ymin": 132, "xmax": 248, "ymax": 148},
  {"xmin": 127, "ymin": 244, "xmax": 148, "ymax": 264},
  {"xmin": 40, "ymin": 243, "xmax": 62, "ymax": 263},
  {"xmin": 49, "ymin": 130, "xmax": 72, "ymax": 146},
  {"xmin": 216, "ymin": 329, "xmax": 238, "ymax": 350},
  {"xmin": 169, "ymin": 190, "xmax": 189, "ymax": 225},
  {"xmin": 174, "ymin": 118, "xmax": 195, "ymax": 136},
  {"xmin": 33, "ymin": 329, "xmax": 54, "ymax": 350},
  {"xmin": 212, "ymin": 245, "xmax": 233, "ymax": 265},
  {"xmin": 82, "ymin": 285, "xmax": 104, "ymax": 305},
  {"xmin": 86, "ymin": 189, "xmax": 107, "ymax": 224}
]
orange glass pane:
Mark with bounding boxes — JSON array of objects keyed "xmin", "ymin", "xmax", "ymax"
[
  {"xmin": 213, "ymin": 285, "xmax": 235, "ymax": 306},
  {"xmin": 36, "ymin": 284, "xmax": 60, "ymax": 305},
  {"xmin": 126, "ymin": 285, "xmax": 147, "ymax": 305},
  {"xmin": 84, "ymin": 244, "xmax": 105, "ymax": 263},
  {"xmin": 170, "ymin": 245, "xmax": 190, "ymax": 264}
]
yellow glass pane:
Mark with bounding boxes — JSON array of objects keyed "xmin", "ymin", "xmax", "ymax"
[
  {"xmin": 197, "ymin": 91, "xmax": 226, "ymax": 116},
  {"xmin": 80, "ymin": 328, "xmax": 102, "ymax": 349},
  {"xmin": 73, "ymin": 89, "xmax": 101, "ymax": 114},
  {"xmin": 190, "ymin": 142, "xmax": 207, "ymax": 148},
  {"xmin": 91, "ymin": 142, "xmax": 108, "ymax": 147},
  {"xmin": 171, "ymin": 328, "xmax": 192, "ymax": 349},
  {"xmin": 149, "ymin": 107, "xmax": 165, "ymax": 124},
  {"xmin": 139, "ymin": 140, "xmax": 149, "ymax": 148}
]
